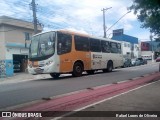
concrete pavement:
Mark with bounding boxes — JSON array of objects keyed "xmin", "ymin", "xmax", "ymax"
[
  {"xmin": 0, "ymin": 60, "xmax": 157, "ymax": 84},
  {"xmin": 0, "ymin": 72, "xmax": 51, "ymax": 84},
  {"xmin": 61, "ymin": 80, "xmax": 160, "ymax": 120}
]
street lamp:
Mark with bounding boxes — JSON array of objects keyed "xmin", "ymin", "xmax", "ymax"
[{"xmin": 106, "ymin": 11, "xmax": 131, "ymax": 33}]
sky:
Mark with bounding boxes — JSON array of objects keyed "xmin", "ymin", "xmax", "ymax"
[{"xmin": 0, "ymin": 0, "xmax": 151, "ymax": 41}]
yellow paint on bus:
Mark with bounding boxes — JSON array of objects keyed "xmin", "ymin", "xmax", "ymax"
[{"xmin": 59, "ymin": 34, "xmax": 91, "ymax": 73}]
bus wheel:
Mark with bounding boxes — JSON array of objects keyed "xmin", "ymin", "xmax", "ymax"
[
  {"xmin": 123, "ymin": 64, "xmax": 126, "ymax": 68},
  {"xmin": 86, "ymin": 70, "xmax": 94, "ymax": 74},
  {"xmin": 103, "ymin": 69, "xmax": 107, "ymax": 73},
  {"xmin": 50, "ymin": 73, "xmax": 60, "ymax": 78},
  {"xmin": 72, "ymin": 62, "xmax": 83, "ymax": 77},
  {"xmin": 107, "ymin": 61, "xmax": 113, "ymax": 72}
]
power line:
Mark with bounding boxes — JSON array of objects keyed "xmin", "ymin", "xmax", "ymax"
[{"xmin": 106, "ymin": 11, "xmax": 131, "ymax": 33}]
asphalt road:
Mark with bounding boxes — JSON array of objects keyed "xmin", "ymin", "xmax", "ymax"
[{"xmin": 0, "ymin": 63, "xmax": 159, "ymax": 109}]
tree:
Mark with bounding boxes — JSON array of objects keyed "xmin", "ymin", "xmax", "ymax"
[{"xmin": 130, "ymin": 0, "xmax": 160, "ymax": 37}]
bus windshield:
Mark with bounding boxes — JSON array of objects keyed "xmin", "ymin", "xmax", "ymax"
[{"xmin": 29, "ymin": 31, "xmax": 55, "ymax": 59}]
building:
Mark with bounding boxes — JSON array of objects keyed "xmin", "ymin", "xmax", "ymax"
[
  {"xmin": 141, "ymin": 41, "xmax": 160, "ymax": 60},
  {"xmin": 141, "ymin": 42, "xmax": 150, "ymax": 51},
  {"xmin": 0, "ymin": 16, "xmax": 42, "ymax": 78},
  {"xmin": 112, "ymin": 29, "xmax": 140, "ymax": 58},
  {"xmin": 121, "ymin": 41, "xmax": 132, "ymax": 58}
]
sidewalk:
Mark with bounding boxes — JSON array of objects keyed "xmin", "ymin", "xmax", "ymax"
[
  {"xmin": 0, "ymin": 72, "xmax": 51, "ymax": 84},
  {"xmin": 147, "ymin": 60, "xmax": 156, "ymax": 64},
  {"xmin": 0, "ymin": 72, "xmax": 72, "ymax": 84},
  {"xmin": 62, "ymin": 80, "xmax": 160, "ymax": 120},
  {"xmin": 0, "ymin": 61, "xmax": 157, "ymax": 84}
]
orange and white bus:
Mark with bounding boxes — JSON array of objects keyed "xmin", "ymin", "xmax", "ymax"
[{"xmin": 28, "ymin": 30, "xmax": 123, "ymax": 78}]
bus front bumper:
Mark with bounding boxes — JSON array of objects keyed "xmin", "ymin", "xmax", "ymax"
[{"xmin": 28, "ymin": 62, "xmax": 59, "ymax": 74}]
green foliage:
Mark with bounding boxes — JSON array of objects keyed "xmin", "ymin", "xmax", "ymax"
[{"xmin": 130, "ymin": 0, "xmax": 160, "ymax": 36}]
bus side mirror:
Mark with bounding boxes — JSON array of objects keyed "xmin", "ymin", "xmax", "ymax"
[
  {"xmin": 58, "ymin": 43, "xmax": 62, "ymax": 49},
  {"xmin": 58, "ymin": 43, "xmax": 62, "ymax": 54}
]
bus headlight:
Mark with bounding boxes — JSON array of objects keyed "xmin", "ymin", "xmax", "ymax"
[
  {"xmin": 28, "ymin": 64, "xmax": 32, "ymax": 68},
  {"xmin": 46, "ymin": 60, "xmax": 53, "ymax": 66}
]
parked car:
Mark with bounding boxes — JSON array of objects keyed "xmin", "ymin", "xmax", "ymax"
[
  {"xmin": 131, "ymin": 59, "xmax": 141, "ymax": 66},
  {"xmin": 156, "ymin": 57, "xmax": 160, "ymax": 62},
  {"xmin": 123, "ymin": 58, "xmax": 132, "ymax": 68},
  {"xmin": 143, "ymin": 59, "xmax": 148, "ymax": 64},
  {"xmin": 13, "ymin": 61, "xmax": 21, "ymax": 72},
  {"xmin": 131, "ymin": 58, "xmax": 147, "ymax": 66},
  {"xmin": 137, "ymin": 58, "xmax": 144, "ymax": 65}
]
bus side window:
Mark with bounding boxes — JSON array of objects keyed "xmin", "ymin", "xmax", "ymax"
[
  {"xmin": 75, "ymin": 36, "xmax": 89, "ymax": 51},
  {"xmin": 110, "ymin": 42, "xmax": 118, "ymax": 53},
  {"xmin": 57, "ymin": 32, "xmax": 72, "ymax": 55},
  {"xmin": 117, "ymin": 43, "xmax": 121, "ymax": 54},
  {"xmin": 101, "ymin": 40, "xmax": 110, "ymax": 53},
  {"xmin": 90, "ymin": 38, "xmax": 101, "ymax": 52}
]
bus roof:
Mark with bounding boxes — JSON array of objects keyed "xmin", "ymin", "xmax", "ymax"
[
  {"xmin": 33, "ymin": 29, "xmax": 90, "ymax": 37},
  {"xmin": 58, "ymin": 29, "xmax": 91, "ymax": 37},
  {"xmin": 33, "ymin": 29, "xmax": 121, "ymax": 43}
]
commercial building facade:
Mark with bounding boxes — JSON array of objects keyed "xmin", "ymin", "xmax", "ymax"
[
  {"xmin": 0, "ymin": 16, "xmax": 42, "ymax": 78},
  {"xmin": 141, "ymin": 41, "xmax": 160, "ymax": 60},
  {"xmin": 112, "ymin": 29, "xmax": 140, "ymax": 59}
]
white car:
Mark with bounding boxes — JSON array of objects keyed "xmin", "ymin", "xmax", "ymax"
[{"xmin": 131, "ymin": 59, "xmax": 141, "ymax": 66}]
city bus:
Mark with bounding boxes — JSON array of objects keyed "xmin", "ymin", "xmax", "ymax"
[{"xmin": 28, "ymin": 30, "xmax": 123, "ymax": 78}]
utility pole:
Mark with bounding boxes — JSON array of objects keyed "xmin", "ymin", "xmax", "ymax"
[
  {"xmin": 101, "ymin": 7, "xmax": 112, "ymax": 38},
  {"xmin": 150, "ymin": 31, "xmax": 154, "ymax": 62},
  {"xmin": 31, "ymin": 0, "xmax": 38, "ymax": 34}
]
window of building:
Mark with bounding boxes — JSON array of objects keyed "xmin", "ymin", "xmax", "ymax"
[
  {"xmin": 75, "ymin": 35, "xmax": 89, "ymax": 51},
  {"xmin": 90, "ymin": 38, "xmax": 101, "ymax": 52},
  {"xmin": 110, "ymin": 42, "xmax": 118, "ymax": 53},
  {"xmin": 57, "ymin": 32, "xmax": 72, "ymax": 55},
  {"xmin": 143, "ymin": 43, "xmax": 145, "ymax": 47},
  {"xmin": 131, "ymin": 44, "xmax": 134, "ymax": 50},
  {"xmin": 101, "ymin": 40, "xmax": 110, "ymax": 53},
  {"xmin": 135, "ymin": 45, "xmax": 137, "ymax": 48},
  {"xmin": 24, "ymin": 32, "xmax": 31, "ymax": 40}
]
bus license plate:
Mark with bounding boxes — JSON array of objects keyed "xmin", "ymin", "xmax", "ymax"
[{"xmin": 34, "ymin": 68, "xmax": 43, "ymax": 73}]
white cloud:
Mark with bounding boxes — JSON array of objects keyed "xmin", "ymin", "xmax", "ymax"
[
  {"xmin": 0, "ymin": 0, "xmax": 151, "ymax": 40},
  {"xmin": 65, "ymin": 27, "xmax": 89, "ymax": 34},
  {"xmin": 0, "ymin": 1, "xmax": 14, "ymax": 16},
  {"xmin": 124, "ymin": 23, "xmax": 133, "ymax": 30},
  {"xmin": 134, "ymin": 31, "xmax": 150, "ymax": 41},
  {"xmin": 48, "ymin": 15, "xmax": 67, "ymax": 23}
]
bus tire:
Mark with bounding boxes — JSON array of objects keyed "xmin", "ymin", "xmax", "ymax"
[
  {"xmin": 103, "ymin": 69, "xmax": 107, "ymax": 73},
  {"xmin": 50, "ymin": 73, "xmax": 60, "ymax": 78},
  {"xmin": 72, "ymin": 62, "xmax": 83, "ymax": 77},
  {"xmin": 86, "ymin": 70, "xmax": 95, "ymax": 74},
  {"xmin": 107, "ymin": 61, "xmax": 113, "ymax": 72},
  {"xmin": 123, "ymin": 64, "xmax": 126, "ymax": 68}
]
